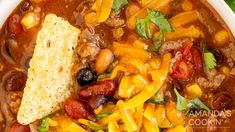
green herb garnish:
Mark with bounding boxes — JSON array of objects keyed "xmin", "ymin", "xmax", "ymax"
[
  {"xmin": 112, "ymin": 0, "xmax": 128, "ymax": 12},
  {"xmin": 174, "ymin": 88, "xmax": 210, "ymax": 111},
  {"xmin": 201, "ymin": 42, "xmax": 217, "ymax": 70},
  {"xmin": 148, "ymin": 88, "xmax": 168, "ymax": 105},
  {"xmin": 95, "ymin": 113, "xmax": 111, "ymax": 120},
  {"xmin": 136, "ymin": 9, "xmax": 173, "ymax": 50},
  {"xmin": 38, "ymin": 114, "xmax": 54, "ymax": 132},
  {"xmin": 204, "ymin": 52, "xmax": 217, "ymax": 70},
  {"xmin": 87, "ymin": 122, "xmax": 108, "ymax": 132}
]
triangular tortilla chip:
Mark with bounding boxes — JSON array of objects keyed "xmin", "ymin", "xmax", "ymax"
[{"xmin": 17, "ymin": 14, "xmax": 80, "ymax": 125}]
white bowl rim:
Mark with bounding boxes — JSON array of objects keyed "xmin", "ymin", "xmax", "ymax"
[{"xmin": 0, "ymin": 0, "xmax": 235, "ymax": 37}]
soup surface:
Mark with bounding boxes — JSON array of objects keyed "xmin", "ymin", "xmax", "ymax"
[{"xmin": 0, "ymin": 0, "xmax": 234, "ymax": 132}]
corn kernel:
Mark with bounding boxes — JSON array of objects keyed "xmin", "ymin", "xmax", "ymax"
[
  {"xmin": 48, "ymin": 118, "xmax": 58, "ymax": 127},
  {"xmin": 21, "ymin": 12, "xmax": 40, "ymax": 29},
  {"xmin": 214, "ymin": 30, "xmax": 230, "ymax": 47},
  {"xmin": 220, "ymin": 66, "xmax": 230, "ymax": 75},
  {"xmin": 186, "ymin": 84, "xmax": 202, "ymax": 98}
]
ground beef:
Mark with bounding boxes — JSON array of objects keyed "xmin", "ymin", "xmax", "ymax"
[
  {"xmin": 221, "ymin": 42, "xmax": 235, "ymax": 67},
  {"xmin": 196, "ymin": 69, "xmax": 225, "ymax": 89},
  {"xmin": 160, "ymin": 38, "xmax": 193, "ymax": 54},
  {"xmin": 169, "ymin": 51, "xmax": 182, "ymax": 73},
  {"xmin": 0, "ymin": 110, "xmax": 4, "ymax": 123},
  {"xmin": 0, "ymin": 60, "xmax": 4, "ymax": 72},
  {"xmin": 5, "ymin": 92, "xmax": 23, "ymax": 115},
  {"xmin": 77, "ymin": 28, "xmax": 101, "ymax": 62},
  {"xmin": 105, "ymin": 12, "xmax": 125, "ymax": 28},
  {"xmin": 77, "ymin": 43, "xmax": 100, "ymax": 62},
  {"xmin": 230, "ymin": 67, "xmax": 235, "ymax": 76}
]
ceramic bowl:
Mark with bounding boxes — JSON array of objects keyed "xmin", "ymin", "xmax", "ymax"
[{"xmin": 0, "ymin": 0, "xmax": 234, "ymax": 36}]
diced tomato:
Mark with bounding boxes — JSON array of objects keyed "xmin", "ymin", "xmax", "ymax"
[
  {"xmin": 10, "ymin": 121, "xmax": 30, "ymax": 132},
  {"xmin": 7, "ymin": 13, "xmax": 23, "ymax": 38},
  {"xmin": 170, "ymin": 60, "xmax": 194, "ymax": 80},
  {"xmin": 181, "ymin": 43, "xmax": 193, "ymax": 59},
  {"xmin": 170, "ymin": 44, "xmax": 203, "ymax": 81},
  {"xmin": 190, "ymin": 47, "xmax": 203, "ymax": 73}
]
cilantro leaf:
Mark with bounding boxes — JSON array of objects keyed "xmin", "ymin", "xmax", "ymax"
[
  {"xmin": 147, "ymin": 9, "xmax": 173, "ymax": 33},
  {"xmin": 38, "ymin": 114, "xmax": 54, "ymax": 132},
  {"xmin": 87, "ymin": 122, "xmax": 107, "ymax": 132},
  {"xmin": 135, "ymin": 9, "xmax": 173, "ymax": 51},
  {"xmin": 200, "ymin": 42, "xmax": 217, "ymax": 70},
  {"xmin": 174, "ymin": 88, "xmax": 211, "ymax": 111},
  {"xmin": 148, "ymin": 97, "xmax": 168, "ymax": 105},
  {"xmin": 204, "ymin": 52, "xmax": 217, "ymax": 70},
  {"xmin": 152, "ymin": 30, "xmax": 165, "ymax": 51},
  {"xmin": 95, "ymin": 113, "xmax": 111, "ymax": 120},
  {"xmin": 174, "ymin": 88, "xmax": 188, "ymax": 110},
  {"xmin": 136, "ymin": 17, "xmax": 151, "ymax": 39},
  {"xmin": 188, "ymin": 98, "xmax": 211, "ymax": 111},
  {"xmin": 112, "ymin": 0, "xmax": 128, "ymax": 12},
  {"xmin": 148, "ymin": 88, "xmax": 168, "ymax": 105}
]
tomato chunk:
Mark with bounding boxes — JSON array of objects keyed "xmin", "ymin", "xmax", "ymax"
[
  {"xmin": 170, "ymin": 44, "xmax": 203, "ymax": 81},
  {"xmin": 190, "ymin": 47, "xmax": 203, "ymax": 73},
  {"xmin": 7, "ymin": 13, "xmax": 23, "ymax": 38},
  {"xmin": 10, "ymin": 121, "xmax": 30, "ymax": 132},
  {"xmin": 170, "ymin": 60, "xmax": 194, "ymax": 80}
]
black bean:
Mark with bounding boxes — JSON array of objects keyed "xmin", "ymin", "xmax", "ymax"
[
  {"xmin": 77, "ymin": 68, "xmax": 97, "ymax": 86},
  {"xmin": 212, "ymin": 49, "xmax": 224, "ymax": 66}
]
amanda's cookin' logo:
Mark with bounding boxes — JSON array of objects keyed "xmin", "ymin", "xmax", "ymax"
[{"xmin": 187, "ymin": 110, "xmax": 232, "ymax": 128}]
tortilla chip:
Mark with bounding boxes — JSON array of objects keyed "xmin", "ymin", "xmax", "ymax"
[{"xmin": 17, "ymin": 14, "xmax": 80, "ymax": 125}]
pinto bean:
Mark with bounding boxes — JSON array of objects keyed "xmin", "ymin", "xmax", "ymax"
[
  {"xmin": 88, "ymin": 95, "xmax": 107, "ymax": 109},
  {"xmin": 78, "ymin": 80, "xmax": 116, "ymax": 100},
  {"xmin": 10, "ymin": 121, "xmax": 30, "ymax": 132},
  {"xmin": 7, "ymin": 14, "xmax": 23, "ymax": 38},
  {"xmin": 64, "ymin": 99, "xmax": 92, "ymax": 119},
  {"xmin": 95, "ymin": 49, "xmax": 113, "ymax": 74}
]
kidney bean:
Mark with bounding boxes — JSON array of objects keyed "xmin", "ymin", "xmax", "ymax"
[
  {"xmin": 7, "ymin": 14, "xmax": 23, "ymax": 38},
  {"xmin": 10, "ymin": 121, "xmax": 30, "ymax": 132},
  {"xmin": 64, "ymin": 99, "xmax": 92, "ymax": 119},
  {"xmin": 212, "ymin": 93, "xmax": 233, "ymax": 110},
  {"xmin": 4, "ymin": 71, "xmax": 27, "ymax": 91},
  {"xmin": 78, "ymin": 80, "xmax": 116, "ymax": 100},
  {"xmin": 88, "ymin": 95, "xmax": 107, "ymax": 109}
]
